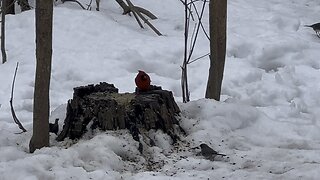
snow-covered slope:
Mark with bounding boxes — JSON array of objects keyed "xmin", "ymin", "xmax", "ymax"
[{"xmin": 0, "ymin": 0, "xmax": 320, "ymax": 179}]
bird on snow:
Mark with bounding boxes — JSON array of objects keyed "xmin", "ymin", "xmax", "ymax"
[
  {"xmin": 135, "ymin": 70, "xmax": 151, "ymax": 93},
  {"xmin": 49, "ymin": 118, "xmax": 59, "ymax": 135},
  {"xmin": 200, "ymin": 143, "xmax": 226, "ymax": 161},
  {"xmin": 304, "ymin": 22, "xmax": 320, "ymax": 38}
]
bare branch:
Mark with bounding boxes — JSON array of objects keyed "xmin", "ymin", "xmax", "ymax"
[
  {"xmin": 10, "ymin": 62, "xmax": 27, "ymax": 133},
  {"xmin": 191, "ymin": 2, "xmax": 209, "ymax": 40},
  {"xmin": 188, "ymin": 52, "xmax": 209, "ymax": 64},
  {"xmin": 86, "ymin": 0, "xmax": 93, "ymax": 10},
  {"xmin": 187, "ymin": 0, "xmax": 209, "ymax": 5},
  {"xmin": 178, "ymin": 0, "xmax": 195, "ymax": 21},
  {"xmin": 189, "ymin": 22, "xmax": 197, "ymax": 51},
  {"xmin": 187, "ymin": 0, "xmax": 207, "ymax": 63},
  {"xmin": 126, "ymin": 0, "xmax": 162, "ymax": 36},
  {"xmin": 134, "ymin": 6, "xmax": 157, "ymax": 20},
  {"xmin": 126, "ymin": 1, "xmax": 144, "ymax": 28},
  {"xmin": 115, "ymin": 0, "xmax": 157, "ymax": 19},
  {"xmin": 181, "ymin": 0, "xmax": 208, "ymax": 102}
]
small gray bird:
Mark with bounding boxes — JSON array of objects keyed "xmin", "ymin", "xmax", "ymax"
[
  {"xmin": 200, "ymin": 143, "xmax": 226, "ymax": 160},
  {"xmin": 305, "ymin": 23, "xmax": 320, "ymax": 38}
]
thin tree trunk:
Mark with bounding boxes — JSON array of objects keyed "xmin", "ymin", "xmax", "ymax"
[
  {"xmin": 205, "ymin": 0, "xmax": 227, "ymax": 101},
  {"xmin": 1, "ymin": 0, "xmax": 7, "ymax": 63},
  {"xmin": 29, "ymin": 0, "xmax": 53, "ymax": 153},
  {"xmin": 181, "ymin": 0, "xmax": 189, "ymax": 103}
]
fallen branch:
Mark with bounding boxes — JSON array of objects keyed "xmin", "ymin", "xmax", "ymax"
[
  {"xmin": 133, "ymin": 7, "xmax": 157, "ymax": 20},
  {"xmin": 126, "ymin": 0, "xmax": 162, "ymax": 36},
  {"xmin": 116, "ymin": 0, "xmax": 157, "ymax": 20},
  {"xmin": 86, "ymin": 0, "xmax": 93, "ymax": 10},
  {"xmin": 129, "ymin": 3, "xmax": 144, "ymax": 29},
  {"xmin": 61, "ymin": 0, "xmax": 86, "ymax": 10},
  {"xmin": 10, "ymin": 62, "xmax": 27, "ymax": 133}
]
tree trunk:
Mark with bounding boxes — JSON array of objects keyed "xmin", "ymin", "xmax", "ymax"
[
  {"xmin": 1, "ymin": 0, "xmax": 7, "ymax": 63},
  {"xmin": 205, "ymin": 0, "xmax": 227, "ymax": 101},
  {"xmin": 56, "ymin": 83, "xmax": 181, "ymax": 151},
  {"xmin": 29, "ymin": 0, "xmax": 53, "ymax": 153}
]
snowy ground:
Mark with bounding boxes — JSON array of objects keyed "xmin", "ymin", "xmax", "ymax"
[{"xmin": 1, "ymin": 0, "xmax": 320, "ymax": 179}]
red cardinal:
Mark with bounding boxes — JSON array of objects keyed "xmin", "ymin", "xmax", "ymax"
[{"xmin": 135, "ymin": 70, "xmax": 151, "ymax": 91}]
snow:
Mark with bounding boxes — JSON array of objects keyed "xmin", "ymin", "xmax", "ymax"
[{"xmin": 1, "ymin": 0, "xmax": 320, "ymax": 179}]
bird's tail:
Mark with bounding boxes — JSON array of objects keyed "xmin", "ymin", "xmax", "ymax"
[{"xmin": 304, "ymin": 25, "xmax": 312, "ymax": 28}]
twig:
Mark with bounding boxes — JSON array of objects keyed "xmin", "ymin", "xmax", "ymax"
[
  {"xmin": 187, "ymin": 0, "xmax": 209, "ymax": 5},
  {"xmin": 116, "ymin": 0, "xmax": 131, "ymax": 14},
  {"xmin": 126, "ymin": 0, "xmax": 144, "ymax": 28},
  {"xmin": 188, "ymin": 52, "xmax": 209, "ymax": 64},
  {"xmin": 181, "ymin": 0, "xmax": 208, "ymax": 102},
  {"xmin": 187, "ymin": 0, "xmax": 207, "ymax": 63},
  {"xmin": 134, "ymin": 6, "xmax": 157, "ymax": 20},
  {"xmin": 178, "ymin": 0, "xmax": 195, "ymax": 21},
  {"xmin": 10, "ymin": 62, "xmax": 27, "ymax": 133},
  {"xmin": 126, "ymin": 0, "xmax": 162, "ymax": 36},
  {"xmin": 86, "ymin": 0, "xmax": 93, "ymax": 10},
  {"xmin": 191, "ymin": 2, "xmax": 209, "ymax": 40},
  {"xmin": 189, "ymin": 22, "xmax": 197, "ymax": 51}
]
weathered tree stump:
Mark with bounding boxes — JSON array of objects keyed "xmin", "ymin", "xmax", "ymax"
[{"xmin": 57, "ymin": 82, "xmax": 181, "ymax": 146}]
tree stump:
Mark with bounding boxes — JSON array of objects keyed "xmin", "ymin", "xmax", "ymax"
[{"xmin": 56, "ymin": 82, "xmax": 181, "ymax": 146}]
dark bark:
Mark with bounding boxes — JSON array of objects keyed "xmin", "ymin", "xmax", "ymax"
[
  {"xmin": 1, "ymin": 0, "xmax": 7, "ymax": 63},
  {"xmin": 57, "ymin": 83, "xmax": 181, "ymax": 146},
  {"xmin": 205, "ymin": 0, "xmax": 227, "ymax": 101},
  {"xmin": 4, "ymin": 0, "xmax": 15, "ymax": 14},
  {"xmin": 115, "ymin": 0, "xmax": 130, "ymax": 14},
  {"xmin": 29, "ymin": 0, "xmax": 53, "ymax": 153}
]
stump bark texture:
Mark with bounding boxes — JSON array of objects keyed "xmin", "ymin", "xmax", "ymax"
[{"xmin": 57, "ymin": 82, "xmax": 180, "ymax": 142}]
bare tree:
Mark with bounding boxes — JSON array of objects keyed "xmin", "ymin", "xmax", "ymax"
[
  {"xmin": 205, "ymin": 0, "xmax": 227, "ymax": 101},
  {"xmin": 1, "ymin": 0, "xmax": 7, "ymax": 63},
  {"xmin": 29, "ymin": 0, "xmax": 53, "ymax": 153},
  {"xmin": 180, "ymin": 0, "xmax": 208, "ymax": 103}
]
